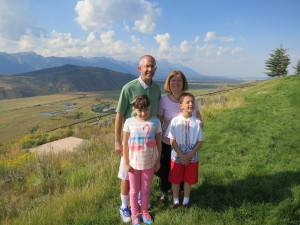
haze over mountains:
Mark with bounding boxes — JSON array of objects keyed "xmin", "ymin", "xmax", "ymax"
[{"xmin": 0, "ymin": 52, "xmax": 216, "ymax": 80}]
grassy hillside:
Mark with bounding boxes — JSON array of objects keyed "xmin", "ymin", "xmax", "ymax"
[{"xmin": 0, "ymin": 76, "xmax": 299, "ymax": 224}]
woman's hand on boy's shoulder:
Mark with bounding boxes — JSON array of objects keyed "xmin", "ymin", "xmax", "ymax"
[{"xmin": 199, "ymin": 120, "xmax": 204, "ymax": 127}]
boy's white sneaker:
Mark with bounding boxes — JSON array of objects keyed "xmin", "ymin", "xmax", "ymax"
[{"xmin": 119, "ymin": 206, "xmax": 131, "ymax": 223}]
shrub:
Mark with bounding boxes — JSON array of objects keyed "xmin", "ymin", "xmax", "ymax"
[{"xmin": 18, "ymin": 133, "xmax": 48, "ymax": 149}]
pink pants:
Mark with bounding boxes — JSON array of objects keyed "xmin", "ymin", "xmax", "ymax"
[{"xmin": 128, "ymin": 167, "xmax": 155, "ymax": 214}]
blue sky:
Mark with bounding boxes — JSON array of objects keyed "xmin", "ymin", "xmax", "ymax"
[{"xmin": 0, "ymin": 0, "xmax": 299, "ymax": 79}]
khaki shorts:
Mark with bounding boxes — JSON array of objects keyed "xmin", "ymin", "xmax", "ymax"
[{"xmin": 118, "ymin": 156, "xmax": 129, "ymax": 180}]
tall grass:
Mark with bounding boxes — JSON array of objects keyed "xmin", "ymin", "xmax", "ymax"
[{"xmin": 1, "ymin": 76, "xmax": 299, "ymax": 224}]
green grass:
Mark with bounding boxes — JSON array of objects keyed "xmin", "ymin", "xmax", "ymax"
[{"xmin": 0, "ymin": 76, "xmax": 299, "ymax": 224}]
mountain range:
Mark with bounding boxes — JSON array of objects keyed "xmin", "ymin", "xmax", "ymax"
[
  {"xmin": 0, "ymin": 51, "xmax": 218, "ymax": 80},
  {"xmin": 0, "ymin": 52, "xmax": 235, "ymax": 99}
]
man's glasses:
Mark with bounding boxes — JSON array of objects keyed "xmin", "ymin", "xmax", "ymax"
[{"xmin": 141, "ymin": 65, "xmax": 157, "ymax": 69}]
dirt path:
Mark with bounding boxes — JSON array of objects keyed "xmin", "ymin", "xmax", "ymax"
[{"xmin": 30, "ymin": 137, "xmax": 85, "ymax": 154}]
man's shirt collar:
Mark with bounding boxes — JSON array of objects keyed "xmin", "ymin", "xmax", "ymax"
[{"xmin": 138, "ymin": 76, "xmax": 152, "ymax": 89}]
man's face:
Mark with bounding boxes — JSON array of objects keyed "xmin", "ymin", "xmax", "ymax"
[{"xmin": 138, "ymin": 56, "xmax": 157, "ymax": 81}]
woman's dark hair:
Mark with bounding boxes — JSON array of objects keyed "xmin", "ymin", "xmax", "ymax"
[{"xmin": 133, "ymin": 94, "xmax": 151, "ymax": 110}]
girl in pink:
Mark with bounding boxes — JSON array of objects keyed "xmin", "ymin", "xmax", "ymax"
[{"xmin": 123, "ymin": 94, "xmax": 162, "ymax": 225}]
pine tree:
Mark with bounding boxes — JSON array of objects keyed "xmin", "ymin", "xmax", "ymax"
[
  {"xmin": 265, "ymin": 46, "xmax": 290, "ymax": 77},
  {"xmin": 293, "ymin": 60, "xmax": 300, "ymax": 76}
]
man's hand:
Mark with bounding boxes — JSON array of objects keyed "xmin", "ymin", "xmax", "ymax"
[
  {"xmin": 115, "ymin": 142, "xmax": 123, "ymax": 155},
  {"xmin": 155, "ymin": 160, "xmax": 161, "ymax": 172}
]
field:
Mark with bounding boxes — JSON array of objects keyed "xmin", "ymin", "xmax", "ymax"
[
  {"xmin": 0, "ymin": 91, "xmax": 121, "ymax": 144},
  {"xmin": 0, "ymin": 81, "xmax": 243, "ymax": 145},
  {"xmin": 1, "ymin": 77, "xmax": 299, "ymax": 225}
]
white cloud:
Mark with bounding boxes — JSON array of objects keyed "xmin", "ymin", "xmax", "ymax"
[
  {"xmin": 204, "ymin": 31, "xmax": 235, "ymax": 42},
  {"xmin": 219, "ymin": 36, "xmax": 235, "ymax": 42},
  {"xmin": 123, "ymin": 22, "xmax": 131, "ymax": 32},
  {"xmin": 180, "ymin": 40, "xmax": 190, "ymax": 53},
  {"xmin": 217, "ymin": 46, "xmax": 244, "ymax": 56},
  {"xmin": 86, "ymin": 32, "xmax": 96, "ymax": 43},
  {"xmin": 193, "ymin": 36, "xmax": 200, "ymax": 43},
  {"xmin": 196, "ymin": 44, "xmax": 216, "ymax": 57},
  {"xmin": 74, "ymin": 0, "xmax": 161, "ymax": 33},
  {"xmin": 204, "ymin": 32, "xmax": 216, "ymax": 42},
  {"xmin": 100, "ymin": 30, "xmax": 115, "ymax": 44},
  {"xmin": 131, "ymin": 35, "xmax": 140, "ymax": 44},
  {"xmin": 0, "ymin": 0, "xmax": 45, "ymax": 40},
  {"xmin": 154, "ymin": 33, "xmax": 171, "ymax": 52},
  {"xmin": 18, "ymin": 34, "xmax": 45, "ymax": 51},
  {"xmin": 231, "ymin": 46, "xmax": 244, "ymax": 54},
  {"xmin": 217, "ymin": 46, "xmax": 231, "ymax": 56}
]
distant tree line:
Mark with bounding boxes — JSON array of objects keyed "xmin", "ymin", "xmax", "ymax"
[
  {"xmin": 91, "ymin": 102, "xmax": 112, "ymax": 113},
  {"xmin": 265, "ymin": 45, "xmax": 300, "ymax": 77}
]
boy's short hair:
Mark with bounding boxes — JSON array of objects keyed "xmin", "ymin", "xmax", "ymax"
[
  {"xmin": 133, "ymin": 94, "xmax": 151, "ymax": 110},
  {"xmin": 179, "ymin": 92, "xmax": 195, "ymax": 104}
]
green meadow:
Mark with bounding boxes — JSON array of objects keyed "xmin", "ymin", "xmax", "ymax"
[
  {"xmin": 0, "ymin": 76, "xmax": 299, "ymax": 224},
  {"xmin": 0, "ymin": 91, "xmax": 120, "ymax": 144}
]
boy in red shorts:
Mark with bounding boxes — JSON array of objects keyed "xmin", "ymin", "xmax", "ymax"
[{"xmin": 166, "ymin": 93, "xmax": 203, "ymax": 207}]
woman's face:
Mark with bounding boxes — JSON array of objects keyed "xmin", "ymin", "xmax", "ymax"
[{"xmin": 169, "ymin": 74, "xmax": 183, "ymax": 93}]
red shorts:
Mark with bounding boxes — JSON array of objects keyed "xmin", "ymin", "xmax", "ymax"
[{"xmin": 168, "ymin": 160, "xmax": 199, "ymax": 184}]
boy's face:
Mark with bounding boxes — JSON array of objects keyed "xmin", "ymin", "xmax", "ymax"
[
  {"xmin": 134, "ymin": 107, "xmax": 151, "ymax": 121},
  {"xmin": 179, "ymin": 96, "xmax": 195, "ymax": 113}
]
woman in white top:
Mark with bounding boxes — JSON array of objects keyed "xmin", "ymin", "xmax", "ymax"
[{"xmin": 157, "ymin": 70, "xmax": 203, "ymax": 202}]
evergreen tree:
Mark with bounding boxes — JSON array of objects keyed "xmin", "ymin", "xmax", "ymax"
[
  {"xmin": 293, "ymin": 60, "xmax": 300, "ymax": 76},
  {"xmin": 265, "ymin": 46, "xmax": 290, "ymax": 77}
]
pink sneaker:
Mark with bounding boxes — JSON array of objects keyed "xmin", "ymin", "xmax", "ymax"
[
  {"xmin": 131, "ymin": 213, "xmax": 140, "ymax": 225},
  {"xmin": 141, "ymin": 212, "xmax": 152, "ymax": 224}
]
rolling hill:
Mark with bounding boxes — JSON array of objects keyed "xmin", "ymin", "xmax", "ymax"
[{"xmin": 0, "ymin": 64, "xmax": 137, "ymax": 99}]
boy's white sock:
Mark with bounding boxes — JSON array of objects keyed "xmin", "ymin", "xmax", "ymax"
[
  {"xmin": 173, "ymin": 197, "xmax": 179, "ymax": 204},
  {"xmin": 183, "ymin": 197, "xmax": 190, "ymax": 205},
  {"xmin": 120, "ymin": 194, "xmax": 129, "ymax": 208}
]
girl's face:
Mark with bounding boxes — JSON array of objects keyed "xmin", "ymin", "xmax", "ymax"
[
  {"xmin": 169, "ymin": 74, "xmax": 183, "ymax": 93},
  {"xmin": 134, "ymin": 107, "xmax": 151, "ymax": 121}
]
